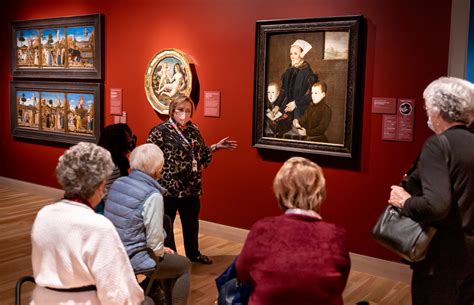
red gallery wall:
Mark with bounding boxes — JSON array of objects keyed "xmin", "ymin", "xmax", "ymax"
[{"xmin": 0, "ymin": 0, "xmax": 450, "ymax": 261}]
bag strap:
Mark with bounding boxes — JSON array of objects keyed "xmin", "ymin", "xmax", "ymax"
[{"xmin": 438, "ymin": 133, "xmax": 451, "ymax": 165}]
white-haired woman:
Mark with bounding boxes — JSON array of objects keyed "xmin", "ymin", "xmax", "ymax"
[
  {"xmin": 236, "ymin": 157, "xmax": 350, "ymax": 305},
  {"xmin": 389, "ymin": 77, "xmax": 474, "ymax": 305},
  {"xmin": 105, "ymin": 143, "xmax": 190, "ymax": 305},
  {"xmin": 31, "ymin": 142, "xmax": 145, "ymax": 305}
]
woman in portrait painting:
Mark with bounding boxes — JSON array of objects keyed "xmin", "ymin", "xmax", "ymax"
[
  {"xmin": 276, "ymin": 39, "xmax": 319, "ymax": 137},
  {"xmin": 157, "ymin": 63, "xmax": 186, "ymax": 98}
]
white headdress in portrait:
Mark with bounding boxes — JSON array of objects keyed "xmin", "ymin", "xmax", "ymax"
[{"xmin": 291, "ymin": 39, "xmax": 312, "ymax": 58}]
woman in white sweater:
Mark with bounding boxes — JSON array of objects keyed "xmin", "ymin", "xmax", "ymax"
[{"xmin": 30, "ymin": 142, "xmax": 147, "ymax": 305}]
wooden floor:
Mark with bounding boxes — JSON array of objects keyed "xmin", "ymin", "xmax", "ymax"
[{"xmin": 0, "ymin": 186, "xmax": 411, "ymax": 305}]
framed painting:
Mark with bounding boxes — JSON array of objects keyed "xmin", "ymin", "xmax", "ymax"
[
  {"xmin": 10, "ymin": 14, "xmax": 103, "ymax": 79},
  {"xmin": 252, "ymin": 15, "xmax": 364, "ymax": 158},
  {"xmin": 144, "ymin": 48, "xmax": 193, "ymax": 115},
  {"xmin": 10, "ymin": 80, "xmax": 103, "ymax": 144}
]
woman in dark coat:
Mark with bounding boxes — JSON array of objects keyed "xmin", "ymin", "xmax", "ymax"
[{"xmin": 389, "ymin": 77, "xmax": 474, "ymax": 305}]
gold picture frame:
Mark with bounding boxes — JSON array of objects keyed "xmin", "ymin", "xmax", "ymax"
[{"xmin": 144, "ymin": 48, "xmax": 192, "ymax": 114}]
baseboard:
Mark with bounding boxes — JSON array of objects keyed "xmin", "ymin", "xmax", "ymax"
[{"xmin": 1, "ymin": 176, "xmax": 412, "ymax": 284}]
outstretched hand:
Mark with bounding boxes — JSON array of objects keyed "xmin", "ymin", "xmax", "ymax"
[{"xmin": 216, "ymin": 136, "xmax": 238, "ymax": 151}]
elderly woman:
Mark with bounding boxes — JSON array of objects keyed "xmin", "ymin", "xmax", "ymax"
[
  {"xmin": 236, "ymin": 157, "xmax": 350, "ymax": 305},
  {"xmin": 105, "ymin": 143, "xmax": 190, "ymax": 305},
  {"xmin": 30, "ymin": 142, "xmax": 145, "ymax": 305},
  {"xmin": 147, "ymin": 95, "xmax": 237, "ymax": 265},
  {"xmin": 389, "ymin": 77, "xmax": 474, "ymax": 305}
]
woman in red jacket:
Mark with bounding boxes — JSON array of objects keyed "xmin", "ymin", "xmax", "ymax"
[{"xmin": 236, "ymin": 157, "xmax": 350, "ymax": 305}]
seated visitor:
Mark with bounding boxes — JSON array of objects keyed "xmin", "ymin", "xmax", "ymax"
[
  {"xmin": 105, "ymin": 143, "xmax": 190, "ymax": 305},
  {"xmin": 236, "ymin": 157, "xmax": 351, "ymax": 305},
  {"xmin": 30, "ymin": 142, "xmax": 145, "ymax": 305},
  {"xmin": 96, "ymin": 123, "xmax": 136, "ymax": 214}
]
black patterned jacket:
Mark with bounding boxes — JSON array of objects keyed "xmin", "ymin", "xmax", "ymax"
[{"xmin": 147, "ymin": 119, "xmax": 212, "ymax": 198}]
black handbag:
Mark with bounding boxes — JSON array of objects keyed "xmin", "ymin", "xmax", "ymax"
[
  {"xmin": 215, "ymin": 258, "xmax": 251, "ymax": 305},
  {"xmin": 372, "ymin": 134, "xmax": 450, "ymax": 262},
  {"xmin": 372, "ymin": 205, "xmax": 437, "ymax": 262}
]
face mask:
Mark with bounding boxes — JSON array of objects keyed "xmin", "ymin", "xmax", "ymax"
[
  {"xmin": 175, "ymin": 111, "xmax": 186, "ymax": 121},
  {"xmin": 427, "ymin": 116, "xmax": 435, "ymax": 132},
  {"xmin": 174, "ymin": 110, "xmax": 190, "ymax": 125},
  {"xmin": 98, "ymin": 185, "xmax": 106, "ymax": 202}
]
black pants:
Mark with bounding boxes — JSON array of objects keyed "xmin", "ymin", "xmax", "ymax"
[
  {"xmin": 411, "ymin": 234, "xmax": 474, "ymax": 305},
  {"xmin": 164, "ymin": 196, "xmax": 201, "ymax": 259}
]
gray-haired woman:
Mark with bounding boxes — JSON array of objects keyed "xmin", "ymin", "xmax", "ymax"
[
  {"xmin": 31, "ymin": 142, "xmax": 145, "ymax": 305},
  {"xmin": 389, "ymin": 77, "xmax": 474, "ymax": 305}
]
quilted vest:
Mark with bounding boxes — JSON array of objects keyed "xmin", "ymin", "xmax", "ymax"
[{"xmin": 104, "ymin": 170, "xmax": 165, "ymax": 273}]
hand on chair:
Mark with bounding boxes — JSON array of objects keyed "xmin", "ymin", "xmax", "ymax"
[{"xmin": 164, "ymin": 247, "xmax": 174, "ymax": 254}]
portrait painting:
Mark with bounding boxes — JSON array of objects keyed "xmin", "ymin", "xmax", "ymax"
[
  {"xmin": 252, "ymin": 16, "xmax": 364, "ymax": 158},
  {"xmin": 10, "ymin": 81, "xmax": 102, "ymax": 144},
  {"xmin": 145, "ymin": 48, "xmax": 193, "ymax": 114},
  {"xmin": 10, "ymin": 14, "xmax": 103, "ymax": 79}
]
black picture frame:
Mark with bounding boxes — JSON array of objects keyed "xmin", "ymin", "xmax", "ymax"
[
  {"xmin": 10, "ymin": 14, "xmax": 103, "ymax": 79},
  {"xmin": 252, "ymin": 15, "xmax": 364, "ymax": 158},
  {"xmin": 10, "ymin": 80, "xmax": 103, "ymax": 144}
]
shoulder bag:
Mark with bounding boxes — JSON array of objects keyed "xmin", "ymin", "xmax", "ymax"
[{"xmin": 372, "ymin": 134, "xmax": 450, "ymax": 262}]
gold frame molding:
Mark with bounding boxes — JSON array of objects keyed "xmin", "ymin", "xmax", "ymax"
[{"xmin": 144, "ymin": 48, "xmax": 192, "ymax": 115}]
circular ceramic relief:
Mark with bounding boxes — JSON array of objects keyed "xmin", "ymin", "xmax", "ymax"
[{"xmin": 144, "ymin": 49, "xmax": 192, "ymax": 114}]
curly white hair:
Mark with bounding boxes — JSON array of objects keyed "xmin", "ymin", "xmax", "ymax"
[
  {"xmin": 56, "ymin": 142, "xmax": 114, "ymax": 199},
  {"xmin": 423, "ymin": 77, "xmax": 474, "ymax": 124}
]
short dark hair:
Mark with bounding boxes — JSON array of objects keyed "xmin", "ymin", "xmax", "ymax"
[{"xmin": 98, "ymin": 123, "xmax": 132, "ymax": 155}]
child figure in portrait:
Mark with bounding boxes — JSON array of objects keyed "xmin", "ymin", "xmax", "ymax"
[
  {"xmin": 265, "ymin": 82, "xmax": 284, "ymax": 135},
  {"xmin": 292, "ymin": 82, "xmax": 332, "ymax": 142}
]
